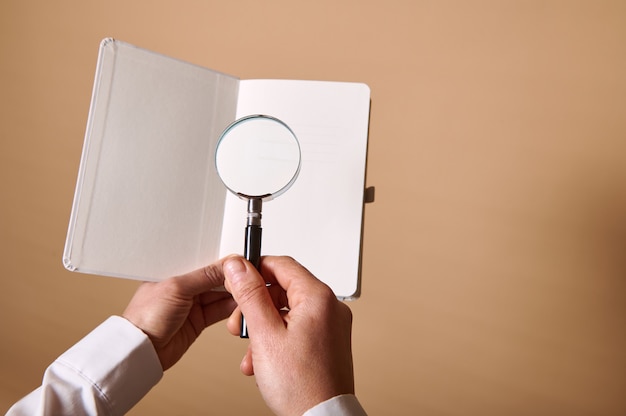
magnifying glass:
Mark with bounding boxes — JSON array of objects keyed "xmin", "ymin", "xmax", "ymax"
[{"xmin": 215, "ymin": 114, "xmax": 301, "ymax": 338}]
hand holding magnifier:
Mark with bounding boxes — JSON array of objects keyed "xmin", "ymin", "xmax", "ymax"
[{"xmin": 215, "ymin": 115, "xmax": 301, "ymax": 338}]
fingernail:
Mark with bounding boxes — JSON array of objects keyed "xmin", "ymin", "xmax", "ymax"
[{"xmin": 224, "ymin": 257, "xmax": 246, "ymax": 281}]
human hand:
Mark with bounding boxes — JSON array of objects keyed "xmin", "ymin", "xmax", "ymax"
[
  {"xmin": 223, "ymin": 256, "xmax": 355, "ymax": 416},
  {"xmin": 122, "ymin": 260, "xmax": 237, "ymax": 371}
]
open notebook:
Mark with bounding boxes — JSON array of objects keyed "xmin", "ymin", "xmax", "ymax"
[{"xmin": 63, "ymin": 38, "xmax": 371, "ymax": 299}]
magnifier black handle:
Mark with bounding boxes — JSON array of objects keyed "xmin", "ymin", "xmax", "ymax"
[
  {"xmin": 245, "ymin": 224, "xmax": 262, "ymax": 269},
  {"xmin": 241, "ymin": 224, "xmax": 262, "ymax": 338}
]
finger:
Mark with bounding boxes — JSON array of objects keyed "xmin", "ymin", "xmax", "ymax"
[
  {"xmin": 171, "ymin": 259, "xmax": 231, "ymax": 299},
  {"xmin": 202, "ymin": 296, "xmax": 237, "ymax": 326},
  {"xmin": 226, "ymin": 307, "xmax": 243, "ymax": 336},
  {"xmin": 224, "ymin": 261, "xmax": 287, "ymax": 310},
  {"xmin": 240, "ymin": 346, "xmax": 254, "ymax": 376},
  {"xmin": 267, "ymin": 284, "xmax": 289, "ymax": 310},
  {"xmin": 259, "ymin": 256, "xmax": 335, "ymax": 309},
  {"xmin": 223, "ymin": 256, "xmax": 284, "ymax": 337},
  {"xmin": 198, "ymin": 289, "xmax": 233, "ymax": 307}
]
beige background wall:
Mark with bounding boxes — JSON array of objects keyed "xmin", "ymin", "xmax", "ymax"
[{"xmin": 1, "ymin": 1, "xmax": 625, "ymax": 414}]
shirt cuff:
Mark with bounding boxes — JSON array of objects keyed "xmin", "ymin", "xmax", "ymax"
[
  {"xmin": 303, "ymin": 394, "xmax": 367, "ymax": 416},
  {"xmin": 56, "ymin": 315, "xmax": 163, "ymax": 414}
]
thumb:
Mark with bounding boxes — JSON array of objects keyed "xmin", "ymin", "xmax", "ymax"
[{"xmin": 223, "ymin": 257, "xmax": 284, "ymax": 336}]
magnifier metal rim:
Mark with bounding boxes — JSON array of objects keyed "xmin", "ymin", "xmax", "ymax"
[{"xmin": 215, "ymin": 114, "xmax": 302, "ymax": 201}]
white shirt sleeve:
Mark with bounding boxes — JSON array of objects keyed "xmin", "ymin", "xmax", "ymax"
[
  {"xmin": 303, "ymin": 394, "xmax": 367, "ymax": 416},
  {"xmin": 6, "ymin": 316, "xmax": 163, "ymax": 416},
  {"xmin": 7, "ymin": 316, "xmax": 366, "ymax": 416}
]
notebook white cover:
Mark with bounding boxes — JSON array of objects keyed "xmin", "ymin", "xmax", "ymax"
[{"xmin": 63, "ymin": 38, "xmax": 371, "ymax": 299}]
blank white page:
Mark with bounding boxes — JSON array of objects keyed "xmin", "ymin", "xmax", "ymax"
[{"xmin": 219, "ymin": 80, "xmax": 371, "ymax": 298}]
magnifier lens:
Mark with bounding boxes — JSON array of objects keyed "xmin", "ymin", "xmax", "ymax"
[
  {"xmin": 215, "ymin": 115, "xmax": 301, "ymax": 339},
  {"xmin": 215, "ymin": 115, "xmax": 301, "ymax": 200}
]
